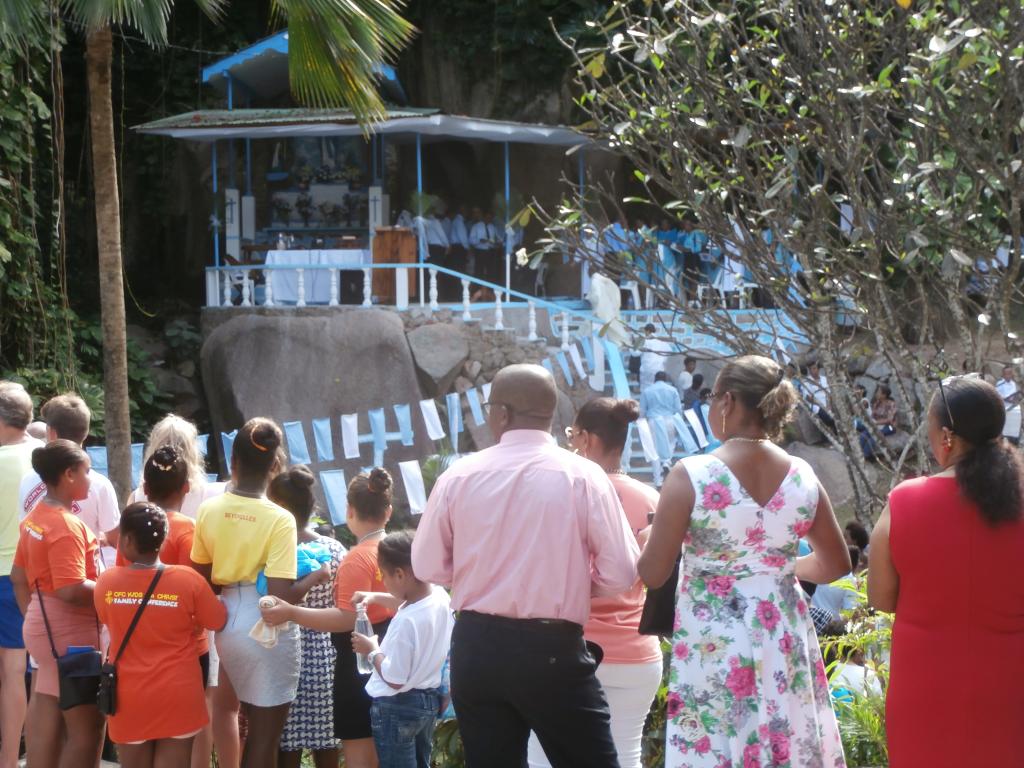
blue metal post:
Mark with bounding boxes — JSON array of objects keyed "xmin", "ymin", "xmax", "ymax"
[
  {"xmin": 211, "ymin": 142, "xmax": 220, "ymax": 268},
  {"xmin": 416, "ymin": 133, "xmax": 424, "ymax": 305},
  {"xmin": 226, "ymin": 73, "xmax": 233, "ymax": 110},
  {"xmin": 576, "ymin": 147, "xmax": 585, "ymax": 265},
  {"xmin": 504, "ymin": 141, "xmax": 511, "ymax": 295}
]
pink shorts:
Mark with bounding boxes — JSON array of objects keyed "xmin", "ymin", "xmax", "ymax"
[{"xmin": 22, "ymin": 595, "xmax": 104, "ymax": 698}]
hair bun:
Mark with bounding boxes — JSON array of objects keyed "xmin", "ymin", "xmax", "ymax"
[
  {"xmin": 252, "ymin": 423, "xmax": 279, "ymax": 451},
  {"xmin": 290, "ymin": 465, "xmax": 315, "ymax": 488},
  {"xmin": 611, "ymin": 399, "xmax": 640, "ymax": 425},
  {"xmin": 151, "ymin": 445, "xmax": 180, "ymax": 470},
  {"xmin": 758, "ymin": 378, "xmax": 799, "ymax": 438},
  {"xmin": 368, "ymin": 467, "xmax": 393, "ymax": 494}
]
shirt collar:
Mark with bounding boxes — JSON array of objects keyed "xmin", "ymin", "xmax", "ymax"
[{"xmin": 498, "ymin": 429, "xmax": 555, "ymax": 446}]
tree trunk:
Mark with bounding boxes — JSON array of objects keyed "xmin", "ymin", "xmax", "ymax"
[{"xmin": 85, "ymin": 26, "xmax": 131, "ymax": 503}]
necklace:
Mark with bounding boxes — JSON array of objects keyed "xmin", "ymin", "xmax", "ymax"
[
  {"xmin": 357, "ymin": 528, "xmax": 386, "ymax": 544},
  {"xmin": 128, "ymin": 561, "xmax": 160, "ymax": 570},
  {"xmin": 606, "ymin": 468, "xmax": 626, "ymax": 475},
  {"xmin": 724, "ymin": 436, "xmax": 770, "ymax": 444}
]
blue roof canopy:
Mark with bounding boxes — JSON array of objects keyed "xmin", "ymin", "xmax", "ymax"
[{"xmin": 202, "ymin": 31, "xmax": 401, "ymax": 103}]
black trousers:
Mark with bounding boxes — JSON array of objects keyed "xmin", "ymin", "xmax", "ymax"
[{"xmin": 450, "ymin": 612, "xmax": 618, "ymax": 768}]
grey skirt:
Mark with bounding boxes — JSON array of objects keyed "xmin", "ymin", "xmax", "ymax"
[{"xmin": 216, "ymin": 583, "xmax": 300, "ymax": 707}]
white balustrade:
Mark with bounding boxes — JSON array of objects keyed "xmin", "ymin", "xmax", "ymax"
[
  {"xmin": 329, "ymin": 269, "xmax": 339, "ymax": 307},
  {"xmin": 429, "ymin": 268, "xmax": 439, "ymax": 311},
  {"xmin": 362, "ymin": 268, "xmax": 373, "ymax": 307},
  {"xmin": 222, "ymin": 271, "xmax": 232, "ymax": 306},
  {"xmin": 561, "ymin": 312, "xmax": 570, "ymax": 350},
  {"xmin": 462, "ymin": 280, "xmax": 472, "ymax": 321},
  {"xmin": 264, "ymin": 269, "xmax": 274, "ymax": 307},
  {"xmin": 296, "ymin": 268, "xmax": 306, "ymax": 308},
  {"xmin": 494, "ymin": 291, "xmax": 504, "ymax": 330},
  {"xmin": 528, "ymin": 301, "xmax": 538, "ymax": 341},
  {"xmin": 241, "ymin": 273, "xmax": 251, "ymax": 307}
]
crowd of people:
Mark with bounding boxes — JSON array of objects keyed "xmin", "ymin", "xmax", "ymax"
[{"xmin": 1, "ymin": 356, "xmax": 1023, "ymax": 768}]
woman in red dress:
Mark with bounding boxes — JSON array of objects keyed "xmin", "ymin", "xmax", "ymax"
[{"xmin": 869, "ymin": 375, "xmax": 1024, "ymax": 767}]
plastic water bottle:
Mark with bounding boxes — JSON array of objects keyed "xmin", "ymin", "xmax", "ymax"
[{"xmin": 355, "ymin": 603, "xmax": 374, "ymax": 674}]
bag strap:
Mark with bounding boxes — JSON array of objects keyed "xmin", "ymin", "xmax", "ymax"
[
  {"xmin": 109, "ymin": 566, "xmax": 164, "ymax": 666},
  {"xmin": 34, "ymin": 582, "xmax": 60, "ymax": 660}
]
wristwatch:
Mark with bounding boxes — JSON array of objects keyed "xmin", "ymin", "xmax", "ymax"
[{"xmin": 367, "ymin": 649, "xmax": 384, "ymax": 666}]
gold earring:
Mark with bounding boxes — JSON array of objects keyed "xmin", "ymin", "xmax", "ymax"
[{"xmin": 721, "ymin": 412, "xmax": 727, "ymax": 435}]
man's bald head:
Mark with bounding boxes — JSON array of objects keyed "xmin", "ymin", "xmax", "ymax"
[{"xmin": 489, "ymin": 364, "xmax": 558, "ymax": 433}]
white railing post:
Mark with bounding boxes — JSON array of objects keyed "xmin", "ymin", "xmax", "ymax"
[
  {"xmin": 222, "ymin": 270, "xmax": 232, "ymax": 306},
  {"xmin": 419, "ymin": 267, "xmax": 425, "ymax": 307},
  {"xmin": 528, "ymin": 301, "xmax": 538, "ymax": 341},
  {"xmin": 329, "ymin": 268, "xmax": 339, "ymax": 307},
  {"xmin": 494, "ymin": 291, "xmax": 504, "ymax": 331},
  {"xmin": 241, "ymin": 273, "xmax": 251, "ymax": 307},
  {"xmin": 264, "ymin": 269, "xmax": 274, "ymax": 307},
  {"xmin": 396, "ymin": 267, "xmax": 410, "ymax": 310},
  {"xmin": 362, "ymin": 268, "xmax": 373, "ymax": 307},
  {"xmin": 206, "ymin": 269, "xmax": 219, "ymax": 307},
  {"xmin": 429, "ymin": 268, "xmax": 439, "ymax": 311},
  {"xmin": 296, "ymin": 268, "xmax": 306, "ymax": 307},
  {"xmin": 561, "ymin": 312, "xmax": 571, "ymax": 350},
  {"xmin": 461, "ymin": 280, "xmax": 472, "ymax": 321}
]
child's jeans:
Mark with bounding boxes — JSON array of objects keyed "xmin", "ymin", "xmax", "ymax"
[{"xmin": 370, "ymin": 688, "xmax": 442, "ymax": 768}]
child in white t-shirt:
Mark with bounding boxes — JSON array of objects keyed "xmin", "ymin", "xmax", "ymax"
[{"xmin": 352, "ymin": 530, "xmax": 453, "ymax": 768}]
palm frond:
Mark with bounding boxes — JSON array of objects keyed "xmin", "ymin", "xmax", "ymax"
[
  {"xmin": 0, "ymin": 0, "xmax": 44, "ymax": 42},
  {"xmin": 62, "ymin": 0, "xmax": 171, "ymax": 45},
  {"xmin": 272, "ymin": 0, "xmax": 416, "ymax": 128}
]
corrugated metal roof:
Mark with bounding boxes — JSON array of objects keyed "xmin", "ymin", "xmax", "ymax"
[{"xmin": 135, "ymin": 107, "xmax": 438, "ymax": 131}]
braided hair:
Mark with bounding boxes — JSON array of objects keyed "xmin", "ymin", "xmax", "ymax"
[{"xmin": 120, "ymin": 502, "xmax": 168, "ymax": 555}]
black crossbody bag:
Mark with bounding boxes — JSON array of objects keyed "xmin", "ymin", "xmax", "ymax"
[
  {"xmin": 36, "ymin": 582, "xmax": 103, "ymax": 710},
  {"xmin": 98, "ymin": 566, "xmax": 164, "ymax": 716}
]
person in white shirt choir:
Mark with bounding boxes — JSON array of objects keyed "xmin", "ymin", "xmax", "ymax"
[{"xmin": 996, "ymin": 365, "xmax": 1021, "ymax": 444}]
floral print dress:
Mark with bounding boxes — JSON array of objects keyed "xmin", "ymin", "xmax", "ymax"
[{"xmin": 667, "ymin": 454, "xmax": 845, "ymax": 768}]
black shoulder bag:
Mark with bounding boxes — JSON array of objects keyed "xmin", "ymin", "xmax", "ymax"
[
  {"xmin": 36, "ymin": 582, "xmax": 103, "ymax": 710},
  {"xmin": 97, "ymin": 566, "xmax": 164, "ymax": 716},
  {"xmin": 638, "ymin": 555, "xmax": 681, "ymax": 637}
]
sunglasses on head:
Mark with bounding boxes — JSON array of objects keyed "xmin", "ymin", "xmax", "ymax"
[{"xmin": 936, "ymin": 372, "xmax": 981, "ymax": 432}]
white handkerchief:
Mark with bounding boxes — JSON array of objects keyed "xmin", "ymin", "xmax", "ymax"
[
  {"xmin": 341, "ymin": 414, "xmax": 361, "ymax": 460},
  {"xmin": 684, "ymin": 409, "xmax": 710, "ymax": 449},
  {"xmin": 399, "ymin": 460, "xmax": 428, "ymax": 515},
  {"xmin": 419, "ymin": 399, "xmax": 446, "ymax": 441},
  {"xmin": 481, "ymin": 382, "xmax": 492, "ymax": 402},
  {"xmin": 635, "ymin": 418, "xmax": 660, "ymax": 462},
  {"xmin": 569, "ymin": 344, "xmax": 587, "ymax": 379}
]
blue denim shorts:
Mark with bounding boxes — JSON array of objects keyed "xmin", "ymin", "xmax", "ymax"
[
  {"xmin": 370, "ymin": 688, "xmax": 442, "ymax": 768},
  {"xmin": 0, "ymin": 576, "xmax": 24, "ymax": 649}
]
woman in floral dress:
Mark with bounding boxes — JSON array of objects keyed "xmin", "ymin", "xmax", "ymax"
[{"xmin": 640, "ymin": 355, "xmax": 851, "ymax": 768}]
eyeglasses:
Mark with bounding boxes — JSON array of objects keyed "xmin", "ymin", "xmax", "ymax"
[
  {"xmin": 936, "ymin": 372, "xmax": 981, "ymax": 432},
  {"xmin": 564, "ymin": 426, "xmax": 584, "ymax": 441},
  {"xmin": 708, "ymin": 390, "xmax": 727, "ymax": 401}
]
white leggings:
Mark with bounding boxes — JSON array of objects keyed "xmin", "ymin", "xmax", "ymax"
[{"xmin": 527, "ymin": 659, "xmax": 663, "ymax": 768}]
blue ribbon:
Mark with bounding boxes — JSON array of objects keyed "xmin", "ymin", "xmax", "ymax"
[
  {"xmin": 445, "ymin": 392, "xmax": 463, "ymax": 444},
  {"xmin": 131, "ymin": 444, "xmax": 144, "ymax": 488},
  {"xmin": 319, "ymin": 470, "xmax": 348, "ymax": 526},
  {"xmin": 556, "ymin": 351, "xmax": 574, "ymax": 386},
  {"xmin": 393, "ymin": 403, "xmax": 415, "ymax": 446},
  {"xmin": 312, "ymin": 418, "xmax": 334, "ymax": 463},
  {"xmin": 195, "ymin": 434, "xmax": 209, "ymax": 457},
  {"xmin": 541, "ymin": 358, "xmax": 554, "ymax": 375},
  {"xmin": 86, "ymin": 446, "xmax": 109, "ymax": 478},
  {"xmin": 220, "ymin": 430, "xmax": 238, "ymax": 472},
  {"xmin": 368, "ymin": 408, "xmax": 388, "ymax": 456},
  {"xmin": 673, "ymin": 413, "xmax": 699, "ymax": 455},
  {"xmin": 465, "ymin": 388, "xmax": 485, "ymax": 426},
  {"xmin": 283, "ymin": 421, "xmax": 312, "ymax": 465},
  {"xmin": 581, "ymin": 336, "xmax": 595, "ymax": 371}
]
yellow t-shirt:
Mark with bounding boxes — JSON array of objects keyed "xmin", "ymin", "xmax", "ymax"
[
  {"xmin": 190, "ymin": 493, "xmax": 297, "ymax": 585},
  {"xmin": 0, "ymin": 440, "xmax": 39, "ymax": 576}
]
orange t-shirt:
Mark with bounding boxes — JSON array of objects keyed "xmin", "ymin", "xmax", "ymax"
[
  {"xmin": 14, "ymin": 500, "xmax": 100, "ymax": 593},
  {"xmin": 334, "ymin": 538, "xmax": 395, "ymax": 625},
  {"xmin": 115, "ymin": 511, "xmax": 194, "ymax": 568},
  {"xmin": 94, "ymin": 565, "xmax": 226, "ymax": 743},
  {"xmin": 584, "ymin": 474, "xmax": 663, "ymax": 664}
]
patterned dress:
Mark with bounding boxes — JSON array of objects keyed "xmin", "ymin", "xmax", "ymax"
[
  {"xmin": 667, "ymin": 454, "xmax": 845, "ymax": 768},
  {"xmin": 280, "ymin": 536, "xmax": 347, "ymax": 752}
]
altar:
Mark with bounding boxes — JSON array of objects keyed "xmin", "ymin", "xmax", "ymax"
[{"xmin": 266, "ymin": 248, "xmax": 369, "ymax": 303}]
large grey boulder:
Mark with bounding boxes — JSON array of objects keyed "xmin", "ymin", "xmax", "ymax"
[
  {"xmin": 785, "ymin": 442, "xmax": 882, "ymax": 519},
  {"xmin": 201, "ymin": 309, "xmax": 430, "ymax": 481},
  {"xmin": 406, "ymin": 323, "xmax": 470, "ymax": 397}
]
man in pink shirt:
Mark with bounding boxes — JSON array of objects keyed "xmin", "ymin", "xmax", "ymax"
[{"xmin": 412, "ymin": 364, "xmax": 639, "ymax": 768}]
